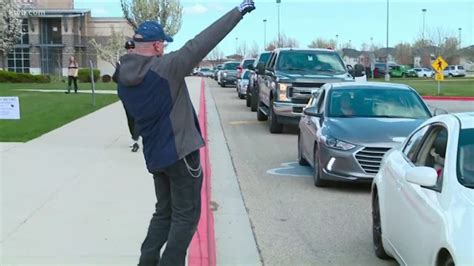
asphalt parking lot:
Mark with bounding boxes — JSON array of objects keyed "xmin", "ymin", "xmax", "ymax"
[{"xmin": 207, "ymin": 78, "xmax": 399, "ymax": 265}]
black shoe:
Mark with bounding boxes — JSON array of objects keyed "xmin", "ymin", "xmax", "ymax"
[
  {"xmin": 131, "ymin": 143, "xmax": 139, "ymax": 152},
  {"xmin": 65, "ymin": 91, "xmax": 70, "ymax": 94}
]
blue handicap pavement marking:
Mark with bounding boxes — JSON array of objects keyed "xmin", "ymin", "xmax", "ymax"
[{"xmin": 267, "ymin": 162, "xmax": 313, "ymax": 177}]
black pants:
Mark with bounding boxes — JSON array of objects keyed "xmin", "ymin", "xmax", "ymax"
[
  {"xmin": 68, "ymin": 76, "xmax": 78, "ymax": 93},
  {"xmin": 123, "ymin": 104, "xmax": 139, "ymax": 141},
  {"xmin": 138, "ymin": 150, "xmax": 203, "ymax": 266}
]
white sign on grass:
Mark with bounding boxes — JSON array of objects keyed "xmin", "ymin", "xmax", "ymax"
[{"xmin": 0, "ymin": 97, "xmax": 20, "ymax": 120}]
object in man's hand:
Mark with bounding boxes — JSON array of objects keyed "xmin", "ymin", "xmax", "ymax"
[{"xmin": 239, "ymin": 0, "xmax": 256, "ymax": 15}]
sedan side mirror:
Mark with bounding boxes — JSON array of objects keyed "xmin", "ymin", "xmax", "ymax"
[
  {"xmin": 304, "ymin": 106, "xmax": 322, "ymax": 117},
  {"xmin": 406, "ymin": 166, "xmax": 438, "ymax": 187},
  {"xmin": 247, "ymin": 64, "xmax": 255, "ymax": 71}
]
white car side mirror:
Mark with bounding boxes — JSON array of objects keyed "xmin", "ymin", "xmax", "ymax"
[{"xmin": 406, "ymin": 166, "xmax": 438, "ymax": 187}]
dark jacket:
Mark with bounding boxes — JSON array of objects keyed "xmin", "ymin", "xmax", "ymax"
[{"xmin": 117, "ymin": 8, "xmax": 243, "ymax": 173}]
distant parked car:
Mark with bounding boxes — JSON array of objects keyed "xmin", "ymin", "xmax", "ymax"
[
  {"xmin": 218, "ymin": 61, "xmax": 240, "ymax": 87},
  {"xmin": 214, "ymin": 64, "xmax": 223, "ymax": 80},
  {"xmin": 389, "ymin": 65, "xmax": 409, "ymax": 78},
  {"xmin": 443, "ymin": 65, "xmax": 466, "ymax": 77},
  {"xmin": 237, "ymin": 58, "xmax": 255, "ymax": 79},
  {"xmin": 371, "ymin": 112, "xmax": 474, "ymax": 265},
  {"xmin": 196, "ymin": 67, "xmax": 214, "ymax": 78},
  {"xmin": 298, "ymin": 82, "xmax": 432, "ymax": 187},
  {"xmin": 247, "ymin": 51, "xmax": 272, "ymax": 111},
  {"xmin": 409, "ymin": 67, "xmax": 435, "ymax": 78},
  {"xmin": 236, "ymin": 69, "xmax": 251, "ymax": 99}
]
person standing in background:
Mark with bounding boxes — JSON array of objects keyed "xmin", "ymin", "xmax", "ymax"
[
  {"xmin": 113, "ymin": 40, "xmax": 140, "ymax": 152},
  {"xmin": 65, "ymin": 56, "xmax": 79, "ymax": 94}
]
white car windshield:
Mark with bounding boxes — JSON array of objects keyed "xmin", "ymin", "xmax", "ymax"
[
  {"xmin": 328, "ymin": 88, "xmax": 431, "ymax": 119},
  {"xmin": 458, "ymin": 129, "xmax": 474, "ymax": 189}
]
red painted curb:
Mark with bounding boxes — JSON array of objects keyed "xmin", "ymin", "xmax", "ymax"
[
  {"xmin": 422, "ymin": 96, "xmax": 474, "ymax": 101},
  {"xmin": 188, "ymin": 78, "xmax": 216, "ymax": 266}
]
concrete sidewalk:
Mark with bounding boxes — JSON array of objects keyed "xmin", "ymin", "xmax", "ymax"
[{"xmin": 0, "ymin": 77, "xmax": 259, "ymax": 265}]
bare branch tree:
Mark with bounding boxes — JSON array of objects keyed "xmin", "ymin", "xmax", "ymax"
[
  {"xmin": 266, "ymin": 33, "xmax": 298, "ymax": 50},
  {"xmin": 206, "ymin": 46, "xmax": 224, "ymax": 66},
  {"xmin": 120, "ymin": 0, "xmax": 183, "ymax": 36},
  {"xmin": 0, "ymin": 1, "xmax": 22, "ymax": 70},
  {"xmin": 89, "ymin": 26, "xmax": 128, "ymax": 67},
  {"xmin": 249, "ymin": 41, "xmax": 259, "ymax": 58},
  {"xmin": 394, "ymin": 42, "xmax": 413, "ymax": 65},
  {"xmin": 237, "ymin": 42, "xmax": 249, "ymax": 58},
  {"xmin": 308, "ymin": 38, "xmax": 336, "ymax": 49}
]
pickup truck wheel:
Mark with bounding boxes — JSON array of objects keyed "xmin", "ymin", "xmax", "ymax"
[
  {"xmin": 238, "ymin": 92, "xmax": 245, "ymax": 99},
  {"xmin": 221, "ymin": 82, "xmax": 226, "ymax": 87},
  {"xmin": 250, "ymin": 92, "xmax": 258, "ymax": 112},
  {"xmin": 246, "ymin": 93, "xmax": 251, "ymax": 107},
  {"xmin": 257, "ymin": 101, "xmax": 268, "ymax": 121},
  {"xmin": 269, "ymin": 99, "xmax": 283, "ymax": 134}
]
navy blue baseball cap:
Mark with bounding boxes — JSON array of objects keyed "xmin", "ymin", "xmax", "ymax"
[{"xmin": 133, "ymin": 21, "xmax": 173, "ymax": 43}]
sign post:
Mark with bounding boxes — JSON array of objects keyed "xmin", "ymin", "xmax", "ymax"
[
  {"xmin": 89, "ymin": 60, "xmax": 96, "ymax": 107},
  {"xmin": 432, "ymin": 56, "xmax": 448, "ymax": 95}
]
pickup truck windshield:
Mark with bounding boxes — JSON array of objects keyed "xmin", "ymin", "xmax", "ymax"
[
  {"xmin": 224, "ymin": 63, "xmax": 239, "ymax": 70},
  {"xmin": 276, "ymin": 51, "xmax": 346, "ymax": 74}
]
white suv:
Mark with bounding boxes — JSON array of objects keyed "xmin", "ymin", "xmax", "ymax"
[{"xmin": 443, "ymin": 65, "xmax": 466, "ymax": 77}]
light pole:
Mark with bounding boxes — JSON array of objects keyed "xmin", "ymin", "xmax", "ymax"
[
  {"xmin": 277, "ymin": 0, "xmax": 281, "ymax": 47},
  {"xmin": 263, "ymin": 19, "xmax": 267, "ymax": 50},
  {"xmin": 458, "ymin": 27, "xmax": 462, "ymax": 49},
  {"xmin": 335, "ymin": 34, "xmax": 339, "ymax": 50},
  {"xmin": 422, "ymin": 8, "xmax": 427, "ymax": 45},
  {"xmin": 385, "ymin": 0, "xmax": 390, "ymax": 81}
]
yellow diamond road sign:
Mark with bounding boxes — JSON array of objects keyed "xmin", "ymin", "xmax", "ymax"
[
  {"xmin": 435, "ymin": 72, "xmax": 444, "ymax": 81},
  {"xmin": 432, "ymin": 56, "xmax": 448, "ymax": 73}
]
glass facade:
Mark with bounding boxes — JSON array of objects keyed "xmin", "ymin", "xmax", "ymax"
[{"xmin": 7, "ymin": 19, "xmax": 30, "ymax": 73}]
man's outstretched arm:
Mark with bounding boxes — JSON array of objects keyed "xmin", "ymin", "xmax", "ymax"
[{"xmin": 159, "ymin": 0, "xmax": 255, "ymax": 77}]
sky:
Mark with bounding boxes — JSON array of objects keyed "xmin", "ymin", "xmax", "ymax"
[{"xmin": 75, "ymin": 0, "xmax": 474, "ymax": 56}]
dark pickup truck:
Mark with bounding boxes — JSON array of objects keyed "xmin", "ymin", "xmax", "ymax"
[{"xmin": 256, "ymin": 48, "xmax": 355, "ymax": 133}]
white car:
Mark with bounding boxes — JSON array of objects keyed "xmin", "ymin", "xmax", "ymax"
[
  {"xmin": 443, "ymin": 65, "xmax": 466, "ymax": 77},
  {"xmin": 372, "ymin": 112, "xmax": 474, "ymax": 266},
  {"xmin": 236, "ymin": 69, "xmax": 250, "ymax": 99},
  {"xmin": 412, "ymin": 67, "xmax": 434, "ymax": 78}
]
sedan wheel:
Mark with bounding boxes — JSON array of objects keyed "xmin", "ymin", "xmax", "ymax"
[
  {"xmin": 246, "ymin": 93, "xmax": 251, "ymax": 107},
  {"xmin": 441, "ymin": 256, "xmax": 455, "ymax": 266},
  {"xmin": 298, "ymin": 134, "xmax": 309, "ymax": 166},
  {"xmin": 372, "ymin": 192, "xmax": 391, "ymax": 259},
  {"xmin": 313, "ymin": 145, "xmax": 327, "ymax": 187}
]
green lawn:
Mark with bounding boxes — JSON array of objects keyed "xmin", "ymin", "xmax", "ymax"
[
  {"xmin": 1, "ymin": 81, "xmax": 118, "ymax": 91},
  {"xmin": 0, "ymin": 82, "xmax": 119, "ymax": 142},
  {"xmin": 372, "ymin": 77, "xmax": 474, "ymax": 97}
]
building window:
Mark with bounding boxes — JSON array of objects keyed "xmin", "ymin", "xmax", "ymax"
[
  {"xmin": 8, "ymin": 48, "xmax": 30, "ymax": 73},
  {"xmin": 21, "ymin": 19, "xmax": 29, "ymax": 44}
]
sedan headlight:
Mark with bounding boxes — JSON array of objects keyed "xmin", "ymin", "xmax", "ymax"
[
  {"xmin": 325, "ymin": 137, "xmax": 356, "ymax": 150},
  {"xmin": 278, "ymin": 83, "xmax": 290, "ymax": 101},
  {"xmin": 223, "ymin": 72, "xmax": 227, "ymax": 77}
]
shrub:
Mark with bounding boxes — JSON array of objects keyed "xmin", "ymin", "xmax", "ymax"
[
  {"xmin": 102, "ymin": 75, "xmax": 112, "ymax": 83},
  {"xmin": 0, "ymin": 70, "xmax": 50, "ymax": 83},
  {"xmin": 78, "ymin": 68, "xmax": 100, "ymax": 83}
]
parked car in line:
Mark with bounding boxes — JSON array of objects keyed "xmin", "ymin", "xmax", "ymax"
[
  {"xmin": 407, "ymin": 67, "xmax": 435, "ymax": 78},
  {"xmin": 196, "ymin": 67, "xmax": 214, "ymax": 78},
  {"xmin": 237, "ymin": 58, "xmax": 255, "ymax": 79},
  {"xmin": 214, "ymin": 64, "xmax": 223, "ymax": 80},
  {"xmin": 389, "ymin": 64, "xmax": 410, "ymax": 78},
  {"xmin": 371, "ymin": 112, "xmax": 474, "ymax": 266},
  {"xmin": 373, "ymin": 62, "xmax": 397, "ymax": 78},
  {"xmin": 443, "ymin": 65, "xmax": 466, "ymax": 77},
  {"xmin": 218, "ymin": 61, "xmax": 240, "ymax": 87},
  {"xmin": 298, "ymin": 82, "xmax": 432, "ymax": 187},
  {"xmin": 256, "ymin": 48, "xmax": 355, "ymax": 133},
  {"xmin": 236, "ymin": 69, "xmax": 251, "ymax": 99},
  {"xmin": 247, "ymin": 51, "xmax": 272, "ymax": 111}
]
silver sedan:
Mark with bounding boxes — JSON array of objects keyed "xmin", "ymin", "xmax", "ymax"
[{"xmin": 298, "ymin": 82, "xmax": 433, "ymax": 187}]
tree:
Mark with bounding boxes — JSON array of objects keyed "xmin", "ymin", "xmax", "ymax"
[
  {"xmin": 89, "ymin": 26, "xmax": 128, "ymax": 68},
  {"xmin": 237, "ymin": 42, "xmax": 249, "ymax": 58},
  {"xmin": 308, "ymin": 38, "xmax": 336, "ymax": 49},
  {"xmin": 265, "ymin": 33, "xmax": 298, "ymax": 51},
  {"xmin": 120, "ymin": 0, "xmax": 183, "ymax": 36},
  {"xmin": 206, "ymin": 46, "xmax": 224, "ymax": 66},
  {"xmin": 249, "ymin": 42, "xmax": 259, "ymax": 58},
  {"xmin": 0, "ymin": 1, "xmax": 22, "ymax": 70},
  {"xmin": 394, "ymin": 42, "xmax": 413, "ymax": 65}
]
